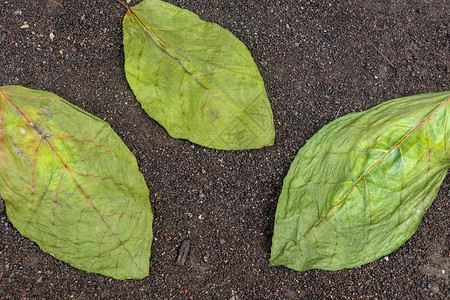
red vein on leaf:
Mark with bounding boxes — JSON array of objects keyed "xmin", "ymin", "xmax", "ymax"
[
  {"xmin": 125, "ymin": 5, "xmax": 259, "ymax": 135},
  {"xmin": 0, "ymin": 92, "xmax": 8, "ymax": 176},
  {"xmin": 290, "ymin": 180, "xmax": 354, "ymax": 190},
  {"xmin": 179, "ymin": 71, "xmax": 192, "ymax": 133},
  {"xmin": 52, "ymin": 168, "xmax": 66, "ymax": 231},
  {"xmin": 49, "ymin": 135, "xmax": 119, "ymax": 157},
  {"xmin": 398, "ymin": 146, "xmax": 404, "ymax": 226},
  {"xmin": 288, "ymin": 96, "xmax": 450, "ymax": 251},
  {"xmin": 445, "ymin": 102, "xmax": 449, "ymax": 164},
  {"xmin": 329, "ymin": 148, "xmax": 389, "ymax": 155},
  {"xmin": 363, "ymin": 177, "xmax": 372, "ymax": 243},
  {"xmin": 312, "ymin": 230, "xmax": 319, "ymax": 254},
  {"xmin": 332, "ymin": 210, "xmax": 338, "ymax": 255},
  {"xmin": 424, "ymin": 121, "xmax": 432, "ymax": 186},
  {"xmin": 194, "ymin": 72, "xmax": 221, "ymax": 77},
  {"xmin": 99, "ymin": 228, "xmax": 108, "ymax": 258},
  {"xmin": 76, "ymin": 193, "xmax": 89, "ymax": 246},
  {"xmin": 205, "ymin": 90, "xmax": 239, "ymax": 119},
  {"xmin": 68, "ymin": 166, "xmax": 139, "ymax": 269},
  {"xmin": 71, "ymin": 170, "xmax": 128, "ymax": 189},
  {"xmin": 30, "ymin": 137, "xmax": 43, "ymax": 207},
  {"xmin": 151, "ymin": 52, "xmax": 165, "ymax": 117},
  {"xmin": 135, "ymin": 32, "xmax": 150, "ymax": 91},
  {"xmin": 103, "ymin": 212, "xmax": 131, "ymax": 217},
  {"xmin": 23, "ymin": 112, "xmax": 60, "ymax": 117},
  {"xmin": 344, "ymin": 197, "xmax": 351, "ymax": 224},
  {"xmin": 2, "ymin": 91, "xmax": 143, "ymax": 272},
  {"xmin": 0, "ymin": 91, "xmax": 62, "ymax": 103},
  {"xmin": 180, "ymin": 71, "xmax": 186, "ymax": 102},
  {"xmin": 201, "ymin": 91, "xmax": 215, "ymax": 143},
  {"xmin": 154, "ymin": 47, "xmax": 163, "ymax": 100}
]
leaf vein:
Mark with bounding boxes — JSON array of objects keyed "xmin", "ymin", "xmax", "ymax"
[
  {"xmin": 2, "ymin": 92, "xmax": 144, "ymax": 272},
  {"xmin": 287, "ymin": 96, "xmax": 450, "ymax": 252}
]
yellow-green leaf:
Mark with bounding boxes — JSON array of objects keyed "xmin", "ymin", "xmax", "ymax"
[
  {"xmin": 123, "ymin": 0, "xmax": 275, "ymax": 150},
  {"xmin": 0, "ymin": 85, "xmax": 153, "ymax": 279},
  {"xmin": 271, "ymin": 91, "xmax": 450, "ymax": 271}
]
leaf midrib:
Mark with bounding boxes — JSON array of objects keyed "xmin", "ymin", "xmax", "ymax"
[
  {"xmin": 0, "ymin": 88, "xmax": 143, "ymax": 273},
  {"xmin": 287, "ymin": 96, "xmax": 450, "ymax": 252},
  {"xmin": 126, "ymin": 6, "xmax": 265, "ymax": 139}
]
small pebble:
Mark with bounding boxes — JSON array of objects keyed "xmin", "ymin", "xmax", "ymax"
[
  {"xmin": 429, "ymin": 283, "xmax": 439, "ymax": 294},
  {"xmin": 219, "ymin": 239, "xmax": 226, "ymax": 245},
  {"xmin": 12, "ymin": 10, "xmax": 22, "ymax": 16}
]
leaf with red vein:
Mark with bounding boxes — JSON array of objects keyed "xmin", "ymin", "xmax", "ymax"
[
  {"xmin": 0, "ymin": 85, "xmax": 153, "ymax": 279},
  {"xmin": 123, "ymin": 0, "xmax": 275, "ymax": 150},
  {"xmin": 271, "ymin": 91, "xmax": 450, "ymax": 271}
]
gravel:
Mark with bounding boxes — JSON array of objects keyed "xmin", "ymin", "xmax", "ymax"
[{"xmin": 0, "ymin": 0, "xmax": 449, "ymax": 298}]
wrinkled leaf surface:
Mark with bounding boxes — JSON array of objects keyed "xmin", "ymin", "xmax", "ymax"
[
  {"xmin": 271, "ymin": 92, "xmax": 450, "ymax": 271},
  {"xmin": 0, "ymin": 85, "xmax": 153, "ymax": 279},
  {"xmin": 123, "ymin": 0, "xmax": 275, "ymax": 150}
]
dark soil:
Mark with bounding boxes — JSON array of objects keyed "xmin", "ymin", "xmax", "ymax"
[{"xmin": 1, "ymin": 0, "xmax": 449, "ymax": 298}]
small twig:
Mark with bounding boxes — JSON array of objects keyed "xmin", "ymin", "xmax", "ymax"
[
  {"xmin": 334, "ymin": 105, "xmax": 342, "ymax": 119},
  {"xmin": 372, "ymin": 44, "xmax": 397, "ymax": 69}
]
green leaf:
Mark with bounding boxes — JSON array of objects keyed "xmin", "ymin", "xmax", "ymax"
[
  {"xmin": 271, "ymin": 91, "xmax": 450, "ymax": 271},
  {"xmin": 123, "ymin": 0, "xmax": 275, "ymax": 150},
  {"xmin": 0, "ymin": 85, "xmax": 153, "ymax": 279}
]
